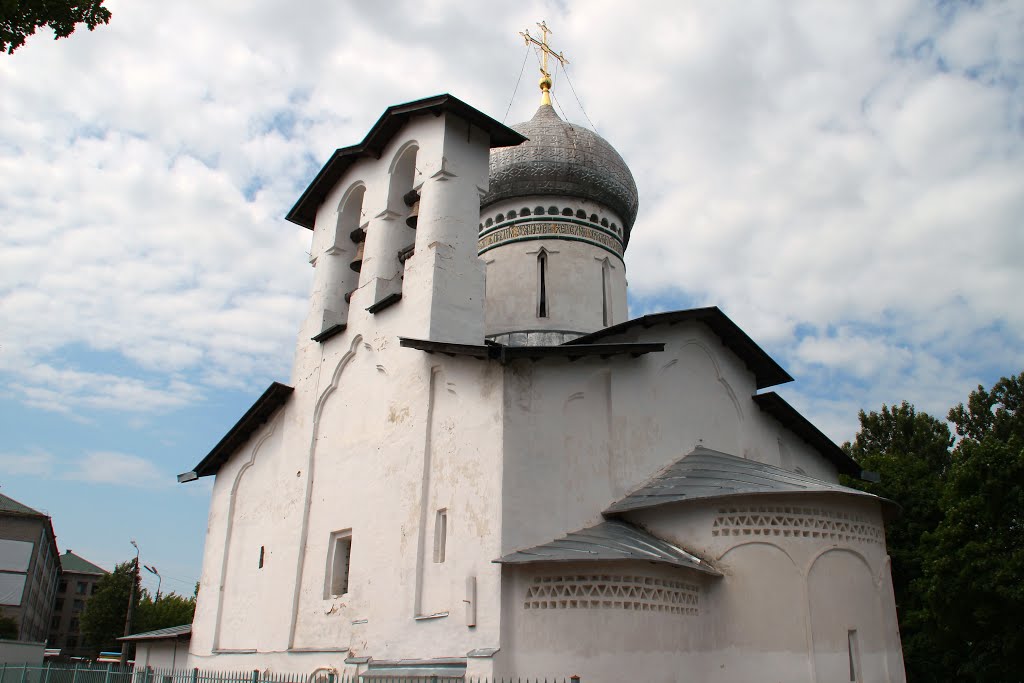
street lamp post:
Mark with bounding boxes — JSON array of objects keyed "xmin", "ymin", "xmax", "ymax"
[
  {"xmin": 144, "ymin": 565, "xmax": 162, "ymax": 602},
  {"xmin": 120, "ymin": 540, "xmax": 140, "ymax": 666}
]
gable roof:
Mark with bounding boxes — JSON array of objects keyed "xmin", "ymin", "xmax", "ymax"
[
  {"xmin": 178, "ymin": 382, "xmax": 294, "ymax": 481},
  {"xmin": 286, "ymin": 94, "xmax": 527, "ymax": 230},
  {"xmin": 564, "ymin": 307, "xmax": 793, "ymax": 390},
  {"xmin": 752, "ymin": 391, "xmax": 861, "ymax": 476},
  {"xmin": 604, "ymin": 446, "xmax": 892, "ymax": 515},
  {"xmin": 60, "ymin": 550, "xmax": 107, "ymax": 575},
  {"xmin": 496, "ymin": 519, "xmax": 720, "ymax": 576},
  {"xmin": 0, "ymin": 492, "xmax": 44, "ymax": 517}
]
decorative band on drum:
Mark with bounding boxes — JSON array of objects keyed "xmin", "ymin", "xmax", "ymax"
[{"xmin": 478, "ymin": 221, "xmax": 624, "ymax": 257}]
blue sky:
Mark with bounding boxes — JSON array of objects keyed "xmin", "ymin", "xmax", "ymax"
[{"xmin": 1, "ymin": 0, "xmax": 1022, "ymax": 595}]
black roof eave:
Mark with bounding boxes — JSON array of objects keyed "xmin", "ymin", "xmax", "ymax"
[
  {"xmin": 564, "ymin": 307, "xmax": 793, "ymax": 390},
  {"xmin": 286, "ymin": 94, "xmax": 527, "ymax": 230},
  {"xmin": 179, "ymin": 382, "xmax": 294, "ymax": 481},
  {"xmin": 398, "ymin": 337, "xmax": 664, "ymax": 362},
  {"xmin": 752, "ymin": 391, "xmax": 862, "ymax": 477}
]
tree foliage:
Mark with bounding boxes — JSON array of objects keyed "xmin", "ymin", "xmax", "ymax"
[
  {"xmin": 80, "ymin": 559, "xmax": 137, "ymax": 654},
  {"xmin": 80, "ymin": 559, "xmax": 197, "ymax": 655},
  {"xmin": 1, "ymin": 0, "xmax": 111, "ymax": 54},
  {"xmin": 844, "ymin": 373, "xmax": 1024, "ymax": 683},
  {"xmin": 134, "ymin": 590, "xmax": 196, "ymax": 634}
]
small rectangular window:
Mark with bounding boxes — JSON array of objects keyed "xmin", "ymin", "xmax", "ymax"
[
  {"xmin": 76, "ymin": 581, "xmax": 87, "ymax": 595},
  {"xmin": 325, "ymin": 530, "xmax": 352, "ymax": 598},
  {"xmin": 258, "ymin": 546, "xmax": 265, "ymax": 568},
  {"xmin": 433, "ymin": 509, "xmax": 448, "ymax": 564},
  {"xmin": 58, "ymin": 580, "xmax": 67, "ymax": 594}
]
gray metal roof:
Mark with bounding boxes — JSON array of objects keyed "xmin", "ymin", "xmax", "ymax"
[
  {"xmin": 118, "ymin": 624, "xmax": 191, "ymax": 642},
  {"xmin": 564, "ymin": 307, "xmax": 793, "ymax": 390},
  {"xmin": 605, "ymin": 446, "xmax": 891, "ymax": 515},
  {"xmin": 496, "ymin": 519, "xmax": 720, "ymax": 576},
  {"xmin": 0, "ymin": 492, "xmax": 44, "ymax": 516},
  {"xmin": 482, "ymin": 104, "xmax": 640, "ymax": 241}
]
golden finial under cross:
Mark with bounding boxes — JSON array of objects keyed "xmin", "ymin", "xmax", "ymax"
[{"xmin": 520, "ymin": 21, "xmax": 569, "ymax": 106}]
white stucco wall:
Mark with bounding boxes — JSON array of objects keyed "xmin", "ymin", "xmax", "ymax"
[
  {"xmin": 499, "ymin": 321, "xmax": 839, "ymax": 557},
  {"xmin": 189, "ymin": 107, "xmax": 508, "ymax": 676},
  {"xmin": 135, "ymin": 638, "xmax": 190, "ymax": 671}
]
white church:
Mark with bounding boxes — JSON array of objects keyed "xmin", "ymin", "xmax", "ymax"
[{"xmin": 178, "ymin": 38, "xmax": 906, "ymax": 683}]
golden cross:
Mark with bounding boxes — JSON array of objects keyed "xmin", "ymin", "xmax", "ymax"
[{"xmin": 520, "ymin": 21, "xmax": 569, "ymax": 106}]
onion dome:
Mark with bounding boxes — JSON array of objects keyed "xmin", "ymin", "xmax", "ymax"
[{"xmin": 481, "ymin": 105, "xmax": 640, "ymax": 245}]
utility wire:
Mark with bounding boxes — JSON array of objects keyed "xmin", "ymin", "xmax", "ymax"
[
  {"xmin": 563, "ymin": 64, "xmax": 599, "ymax": 134},
  {"xmin": 503, "ymin": 43, "xmax": 532, "ymax": 123}
]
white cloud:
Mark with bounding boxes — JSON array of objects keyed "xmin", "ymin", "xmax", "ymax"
[
  {"xmin": 0, "ymin": 450, "xmax": 56, "ymax": 477},
  {"xmin": 0, "ymin": 0, "xmax": 1020, "ymax": 446},
  {"xmin": 63, "ymin": 451, "xmax": 170, "ymax": 488}
]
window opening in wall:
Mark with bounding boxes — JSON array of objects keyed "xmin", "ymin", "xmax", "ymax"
[
  {"xmin": 848, "ymin": 629, "xmax": 861, "ymax": 682},
  {"xmin": 258, "ymin": 546, "xmax": 265, "ymax": 569},
  {"xmin": 601, "ymin": 258, "xmax": 612, "ymax": 326},
  {"xmin": 433, "ymin": 509, "xmax": 448, "ymax": 563},
  {"xmin": 326, "ymin": 530, "xmax": 353, "ymax": 598},
  {"xmin": 538, "ymin": 250, "xmax": 548, "ymax": 318}
]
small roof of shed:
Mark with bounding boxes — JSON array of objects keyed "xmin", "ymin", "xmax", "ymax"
[
  {"xmin": 496, "ymin": 519, "xmax": 720, "ymax": 575},
  {"xmin": 286, "ymin": 94, "xmax": 527, "ymax": 230},
  {"xmin": 605, "ymin": 446, "xmax": 892, "ymax": 515},
  {"xmin": 118, "ymin": 624, "xmax": 191, "ymax": 642}
]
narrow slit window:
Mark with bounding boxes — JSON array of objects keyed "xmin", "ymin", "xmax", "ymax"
[
  {"xmin": 325, "ymin": 530, "xmax": 352, "ymax": 598},
  {"xmin": 601, "ymin": 259, "xmax": 612, "ymax": 326},
  {"xmin": 258, "ymin": 546, "xmax": 265, "ymax": 569},
  {"xmin": 538, "ymin": 251, "xmax": 548, "ymax": 318},
  {"xmin": 433, "ymin": 509, "xmax": 447, "ymax": 563},
  {"xmin": 848, "ymin": 629, "xmax": 860, "ymax": 682}
]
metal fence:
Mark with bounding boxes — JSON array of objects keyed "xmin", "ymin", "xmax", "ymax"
[{"xmin": 0, "ymin": 665, "xmax": 579, "ymax": 683}]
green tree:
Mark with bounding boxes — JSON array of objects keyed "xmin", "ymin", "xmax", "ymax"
[
  {"xmin": 842, "ymin": 401, "xmax": 953, "ymax": 682},
  {"xmin": 919, "ymin": 374, "xmax": 1024, "ymax": 682},
  {"xmin": 135, "ymin": 590, "xmax": 196, "ymax": 633},
  {"xmin": 1, "ymin": 0, "xmax": 111, "ymax": 54},
  {"xmin": 80, "ymin": 559, "xmax": 138, "ymax": 654},
  {"xmin": 0, "ymin": 613, "xmax": 17, "ymax": 639}
]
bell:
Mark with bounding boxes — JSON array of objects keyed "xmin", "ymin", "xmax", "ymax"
[
  {"xmin": 349, "ymin": 241, "xmax": 364, "ymax": 272},
  {"xmin": 405, "ymin": 200, "xmax": 419, "ymax": 229}
]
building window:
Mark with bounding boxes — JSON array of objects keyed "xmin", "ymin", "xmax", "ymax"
[
  {"xmin": 66, "ymin": 636, "xmax": 77, "ymax": 649},
  {"xmin": 848, "ymin": 629, "xmax": 861, "ymax": 682},
  {"xmin": 325, "ymin": 530, "xmax": 352, "ymax": 598},
  {"xmin": 537, "ymin": 250, "xmax": 549, "ymax": 318},
  {"xmin": 75, "ymin": 581, "xmax": 87, "ymax": 595},
  {"xmin": 600, "ymin": 258, "xmax": 612, "ymax": 326},
  {"xmin": 51, "ymin": 616, "xmax": 60, "ymax": 629},
  {"xmin": 69, "ymin": 617, "xmax": 79, "ymax": 631},
  {"xmin": 55, "ymin": 598, "xmax": 64, "ymax": 611},
  {"xmin": 72, "ymin": 599, "xmax": 84, "ymax": 611},
  {"xmin": 58, "ymin": 580, "xmax": 67, "ymax": 594},
  {"xmin": 433, "ymin": 509, "xmax": 447, "ymax": 564},
  {"xmin": 91, "ymin": 584, "xmax": 98, "ymax": 595}
]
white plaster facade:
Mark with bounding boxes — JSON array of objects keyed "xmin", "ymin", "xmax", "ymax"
[{"xmin": 180, "ymin": 94, "xmax": 905, "ymax": 682}]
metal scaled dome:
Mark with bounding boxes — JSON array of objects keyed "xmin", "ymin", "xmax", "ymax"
[{"xmin": 481, "ymin": 104, "xmax": 640, "ymax": 244}]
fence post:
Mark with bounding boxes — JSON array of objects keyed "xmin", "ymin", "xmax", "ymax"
[
  {"xmin": 19, "ymin": 664, "xmax": 27, "ymax": 683},
  {"xmin": 191, "ymin": 670, "xmax": 198, "ymax": 683}
]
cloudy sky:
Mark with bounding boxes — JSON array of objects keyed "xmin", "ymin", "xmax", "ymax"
[{"xmin": 1, "ymin": 0, "xmax": 1021, "ymax": 596}]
